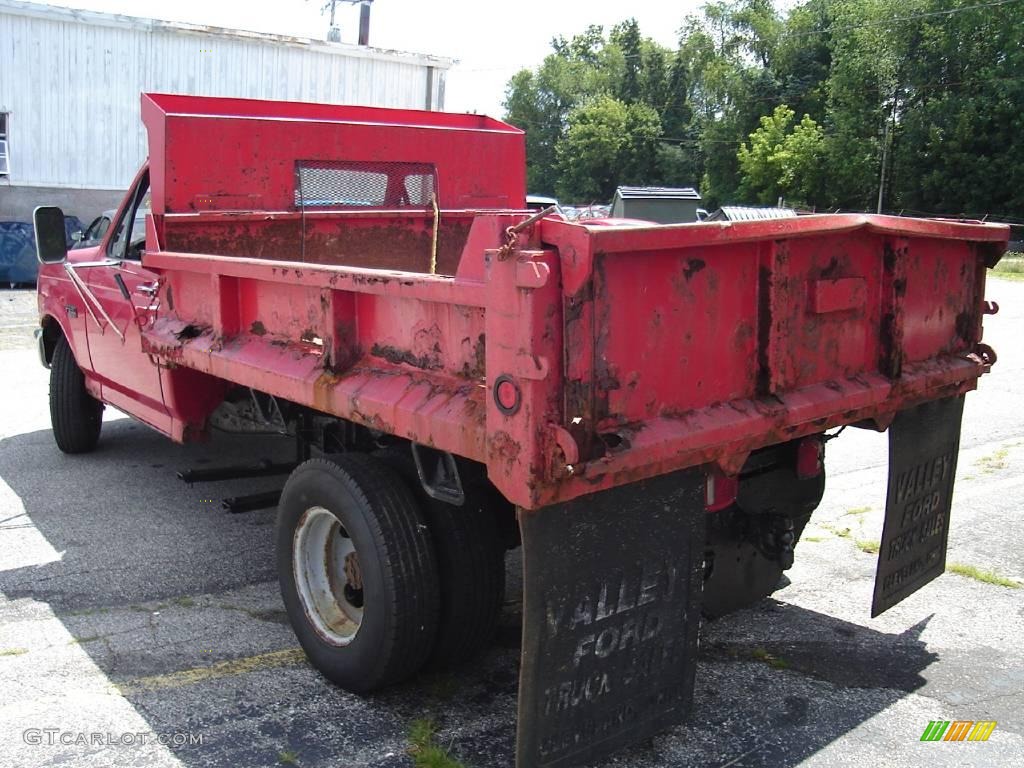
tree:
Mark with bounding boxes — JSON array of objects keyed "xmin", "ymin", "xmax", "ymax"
[
  {"xmin": 555, "ymin": 97, "xmax": 662, "ymax": 201},
  {"xmin": 504, "ymin": 1, "xmax": 1023, "ymax": 217},
  {"xmin": 611, "ymin": 19, "xmax": 643, "ymax": 104},
  {"xmin": 737, "ymin": 105, "xmax": 825, "ymax": 206},
  {"xmin": 505, "ymin": 23, "xmax": 678, "ymax": 199}
]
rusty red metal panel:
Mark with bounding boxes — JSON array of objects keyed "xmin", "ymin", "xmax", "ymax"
[
  {"xmin": 484, "ymin": 248, "xmax": 564, "ymax": 508},
  {"xmin": 808, "ymin": 277, "xmax": 867, "ymax": 314},
  {"xmin": 141, "ymin": 93, "xmax": 526, "ymax": 215},
  {"xmin": 126, "ymin": 96, "xmax": 1009, "ymax": 510}
]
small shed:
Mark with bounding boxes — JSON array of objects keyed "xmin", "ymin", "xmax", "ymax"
[{"xmin": 610, "ymin": 186, "xmax": 702, "ymax": 224}]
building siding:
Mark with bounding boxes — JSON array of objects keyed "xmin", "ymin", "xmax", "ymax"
[{"xmin": 0, "ymin": 0, "xmax": 450, "ymax": 196}]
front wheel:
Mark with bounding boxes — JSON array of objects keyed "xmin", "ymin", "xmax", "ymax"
[
  {"xmin": 50, "ymin": 335, "xmax": 103, "ymax": 453},
  {"xmin": 277, "ymin": 454, "xmax": 441, "ymax": 693}
]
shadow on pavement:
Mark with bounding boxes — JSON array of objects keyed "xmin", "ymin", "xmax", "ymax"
[{"xmin": 0, "ymin": 421, "xmax": 940, "ymax": 767}]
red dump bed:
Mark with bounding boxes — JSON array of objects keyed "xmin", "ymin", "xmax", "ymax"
[{"xmin": 136, "ymin": 93, "xmax": 1007, "ymax": 509}]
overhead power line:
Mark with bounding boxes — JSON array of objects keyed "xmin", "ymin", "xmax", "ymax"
[{"xmin": 776, "ymin": 0, "xmax": 1023, "ymax": 40}]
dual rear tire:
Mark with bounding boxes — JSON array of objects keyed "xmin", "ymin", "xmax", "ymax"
[{"xmin": 276, "ymin": 450, "xmax": 506, "ymax": 693}]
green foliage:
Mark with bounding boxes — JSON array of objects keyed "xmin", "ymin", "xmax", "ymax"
[
  {"xmin": 555, "ymin": 97, "xmax": 662, "ymax": 202},
  {"xmin": 947, "ymin": 563, "xmax": 1021, "ymax": 589},
  {"xmin": 503, "ymin": 0, "xmax": 1023, "ymax": 218},
  {"xmin": 738, "ymin": 105, "xmax": 824, "ymax": 205},
  {"xmin": 408, "ymin": 719, "xmax": 466, "ymax": 768}
]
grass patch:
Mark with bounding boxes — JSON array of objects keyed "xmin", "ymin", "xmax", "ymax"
[
  {"xmin": 173, "ymin": 596, "xmax": 196, "ymax": 608},
  {"xmin": 750, "ymin": 647, "xmax": 788, "ymax": 670},
  {"xmin": 843, "ymin": 506, "xmax": 871, "ymax": 517},
  {"xmin": 409, "ymin": 718, "xmax": 465, "ymax": 768},
  {"xmin": 975, "ymin": 447, "xmax": 1009, "ymax": 473},
  {"xmin": 822, "ymin": 523, "xmax": 852, "ymax": 539},
  {"xmin": 802, "ymin": 535, "xmax": 826, "ymax": 543},
  {"xmin": 277, "ymin": 750, "xmax": 299, "ymax": 765},
  {"xmin": 65, "ymin": 606, "xmax": 110, "ymax": 617},
  {"xmin": 947, "ymin": 563, "xmax": 1021, "ymax": 589},
  {"xmin": 0, "ymin": 647, "xmax": 28, "ymax": 657},
  {"xmin": 69, "ymin": 635, "xmax": 102, "ymax": 645},
  {"xmin": 991, "ymin": 255, "xmax": 1024, "ymax": 280},
  {"xmin": 855, "ymin": 539, "xmax": 880, "ymax": 555},
  {"xmin": 129, "ymin": 602, "xmax": 168, "ymax": 613}
]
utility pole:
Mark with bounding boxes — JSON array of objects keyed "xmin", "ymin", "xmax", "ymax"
[
  {"xmin": 877, "ymin": 87, "xmax": 899, "ymax": 215},
  {"xmin": 320, "ymin": 0, "xmax": 372, "ymax": 45},
  {"xmin": 324, "ymin": 0, "xmax": 341, "ymax": 42},
  {"xmin": 876, "ymin": 119, "xmax": 889, "ymax": 215},
  {"xmin": 358, "ymin": 0, "xmax": 372, "ymax": 46}
]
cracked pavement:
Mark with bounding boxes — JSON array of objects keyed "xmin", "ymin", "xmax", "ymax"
[{"xmin": 1, "ymin": 281, "xmax": 1023, "ymax": 768}]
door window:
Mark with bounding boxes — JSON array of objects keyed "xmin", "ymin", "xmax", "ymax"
[
  {"xmin": 108, "ymin": 174, "xmax": 151, "ymax": 261},
  {"xmin": 84, "ymin": 215, "xmax": 111, "ymax": 244}
]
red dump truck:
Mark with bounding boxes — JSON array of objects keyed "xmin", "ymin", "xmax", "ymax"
[{"xmin": 32, "ymin": 93, "xmax": 1005, "ymax": 767}]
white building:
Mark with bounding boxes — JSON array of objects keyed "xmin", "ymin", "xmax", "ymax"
[{"xmin": 0, "ymin": 0, "xmax": 453, "ymax": 222}]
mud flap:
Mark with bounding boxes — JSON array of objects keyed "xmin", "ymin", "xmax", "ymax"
[
  {"xmin": 872, "ymin": 395, "xmax": 965, "ymax": 617},
  {"xmin": 516, "ymin": 469, "xmax": 705, "ymax": 768}
]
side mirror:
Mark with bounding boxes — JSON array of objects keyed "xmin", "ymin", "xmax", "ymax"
[
  {"xmin": 71, "ymin": 230, "xmax": 83, "ymax": 242},
  {"xmin": 696, "ymin": 208, "xmax": 709, "ymax": 222},
  {"xmin": 33, "ymin": 206, "xmax": 68, "ymax": 264}
]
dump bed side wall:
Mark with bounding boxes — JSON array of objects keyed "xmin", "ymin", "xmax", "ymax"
[{"xmin": 585, "ymin": 231, "xmax": 981, "ymax": 428}]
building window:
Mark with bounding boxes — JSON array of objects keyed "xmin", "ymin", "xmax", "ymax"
[{"xmin": 0, "ymin": 114, "xmax": 8, "ymax": 176}]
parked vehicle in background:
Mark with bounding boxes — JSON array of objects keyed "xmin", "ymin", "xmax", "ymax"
[
  {"xmin": 525, "ymin": 194, "xmax": 566, "ymax": 220},
  {"xmin": 31, "ymin": 93, "xmax": 1008, "ymax": 768},
  {"xmin": 72, "ymin": 208, "xmax": 148, "ymax": 251},
  {"xmin": 1, "ymin": 216, "xmax": 82, "ymax": 287}
]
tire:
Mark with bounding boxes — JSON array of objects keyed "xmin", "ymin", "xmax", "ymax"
[
  {"xmin": 375, "ymin": 448, "xmax": 506, "ymax": 669},
  {"xmin": 277, "ymin": 454, "xmax": 441, "ymax": 693},
  {"xmin": 50, "ymin": 335, "xmax": 103, "ymax": 454}
]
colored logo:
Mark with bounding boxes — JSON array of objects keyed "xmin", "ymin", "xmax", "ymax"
[{"xmin": 920, "ymin": 720, "xmax": 997, "ymax": 742}]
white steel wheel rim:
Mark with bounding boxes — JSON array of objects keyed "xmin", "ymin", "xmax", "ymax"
[{"xmin": 293, "ymin": 506, "xmax": 364, "ymax": 646}]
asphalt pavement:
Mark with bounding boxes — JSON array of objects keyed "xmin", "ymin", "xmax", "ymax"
[{"xmin": 1, "ymin": 280, "xmax": 1022, "ymax": 768}]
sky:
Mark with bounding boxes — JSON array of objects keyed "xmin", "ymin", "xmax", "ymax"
[{"xmin": 35, "ymin": 0, "xmax": 708, "ymax": 116}]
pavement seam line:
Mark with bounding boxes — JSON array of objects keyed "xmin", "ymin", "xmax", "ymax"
[{"xmin": 117, "ymin": 647, "xmax": 307, "ymax": 693}]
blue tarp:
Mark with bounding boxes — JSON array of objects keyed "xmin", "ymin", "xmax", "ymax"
[{"xmin": 0, "ymin": 217, "xmax": 83, "ymax": 285}]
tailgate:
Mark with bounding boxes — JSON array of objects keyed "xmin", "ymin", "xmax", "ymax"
[{"xmin": 538, "ymin": 214, "xmax": 1005, "ymax": 497}]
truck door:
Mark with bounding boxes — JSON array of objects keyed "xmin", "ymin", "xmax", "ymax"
[{"xmin": 85, "ymin": 170, "xmax": 171, "ymax": 433}]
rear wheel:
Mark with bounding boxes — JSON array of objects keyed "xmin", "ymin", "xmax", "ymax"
[
  {"xmin": 375, "ymin": 448, "xmax": 506, "ymax": 669},
  {"xmin": 277, "ymin": 454, "xmax": 440, "ymax": 692},
  {"xmin": 49, "ymin": 335, "xmax": 103, "ymax": 454}
]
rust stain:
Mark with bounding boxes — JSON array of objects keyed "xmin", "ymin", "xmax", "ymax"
[
  {"xmin": 166, "ymin": 218, "xmax": 472, "ymax": 276},
  {"xmin": 682, "ymin": 258, "xmax": 706, "ymax": 281},
  {"xmin": 488, "ymin": 430, "xmax": 521, "ymax": 465},
  {"xmin": 370, "ymin": 342, "xmax": 442, "ymax": 370},
  {"xmin": 459, "ymin": 333, "xmax": 486, "ymax": 380},
  {"xmin": 312, "ymin": 370, "xmax": 340, "ymax": 414}
]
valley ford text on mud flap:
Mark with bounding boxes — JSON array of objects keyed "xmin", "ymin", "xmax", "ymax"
[
  {"xmin": 517, "ymin": 470, "xmax": 705, "ymax": 767},
  {"xmin": 32, "ymin": 93, "xmax": 1006, "ymax": 768},
  {"xmin": 873, "ymin": 396, "xmax": 965, "ymax": 617}
]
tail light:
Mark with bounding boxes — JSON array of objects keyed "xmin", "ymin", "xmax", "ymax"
[
  {"xmin": 705, "ymin": 471, "xmax": 738, "ymax": 512},
  {"xmin": 796, "ymin": 436, "xmax": 824, "ymax": 479}
]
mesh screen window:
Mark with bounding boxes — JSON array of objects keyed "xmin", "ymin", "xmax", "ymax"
[{"xmin": 295, "ymin": 161, "xmax": 437, "ymax": 209}]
